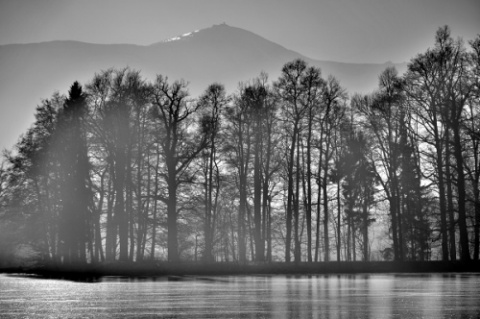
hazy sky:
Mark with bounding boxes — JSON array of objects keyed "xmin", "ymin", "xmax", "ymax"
[{"xmin": 1, "ymin": 0, "xmax": 479, "ymax": 63}]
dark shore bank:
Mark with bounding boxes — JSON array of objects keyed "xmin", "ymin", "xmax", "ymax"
[{"xmin": 2, "ymin": 261, "xmax": 480, "ymax": 280}]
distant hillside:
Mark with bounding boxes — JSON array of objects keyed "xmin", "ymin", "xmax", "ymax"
[{"xmin": 0, "ymin": 23, "xmax": 406, "ymax": 151}]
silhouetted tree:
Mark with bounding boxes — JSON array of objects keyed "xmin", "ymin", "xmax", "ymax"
[
  {"xmin": 224, "ymin": 84, "xmax": 254, "ymax": 263},
  {"xmin": 275, "ymin": 59, "xmax": 310, "ymax": 262},
  {"xmin": 198, "ymin": 83, "xmax": 228, "ymax": 262},
  {"xmin": 55, "ymin": 81, "xmax": 93, "ymax": 264},
  {"xmin": 318, "ymin": 76, "xmax": 347, "ymax": 262},
  {"xmin": 466, "ymin": 35, "xmax": 480, "ymax": 260},
  {"xmin": 150, "ymin": 76, "xmax": 208, "ymax": 262}
]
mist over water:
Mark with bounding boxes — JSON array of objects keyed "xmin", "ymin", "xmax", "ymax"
[{"xmin": 1, "ymin": 274, "xmax": 479, "ymax": 318}]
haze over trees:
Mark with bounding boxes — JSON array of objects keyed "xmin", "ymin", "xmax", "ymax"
[{"xmin": 0, "ymin": 26, "xmax": 479, "ymax": 266}]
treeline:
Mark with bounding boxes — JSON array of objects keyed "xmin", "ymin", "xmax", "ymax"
[{"xmin": 0, "ymin": 26, "xmax": 479, "ymax": 265}]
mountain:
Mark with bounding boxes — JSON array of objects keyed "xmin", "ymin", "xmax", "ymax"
[{"xmin": 0, "ymin": 23, "xmax": 407, "ymax": 151}]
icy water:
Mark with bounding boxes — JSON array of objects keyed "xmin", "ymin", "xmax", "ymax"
[{"xmin": 1, "ymin": 273, "xmax": 479, "ymax": 318}]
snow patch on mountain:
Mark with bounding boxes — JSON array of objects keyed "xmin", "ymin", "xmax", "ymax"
[{"xmin": 163, "ymin": 29, "xmax": 200, "ymax": 42}]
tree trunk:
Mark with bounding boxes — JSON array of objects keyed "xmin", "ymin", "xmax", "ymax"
[
  {"xmin": 337, "ymin": 178, "xmax": 342, "ymax": 262},
  {"xmin": 314, "ymin": 132, "xmax": 324, "ymax": 262},
  {"xmin": 323, "ymin": 140, "xmax": 331, "ymax": 262},
  {"xmin": 114, "ymin": 146, "xmax": 129, "ymax": 262},
  {"xmin": 167, "ymin": 157, "xmax": 178, "ymax": 263},
  {"xmin": 445, "ymin": 128, "xmax": 457, "ymax": 260},
  {"xmin": 254, "ymin": 120, "xmax": 264, "ymax": 262},
  {"xmin": 105, "ymin": 166, "xmax": 116, "ymax": 261},
  {"xmin": 434, "ymin": 121, "xmax": 450, "ymax": 261},
  {"xmin": 294, "ymin": 132, "xmax": 301, "ymax": 262},
  {"xmin": 285, "ymin": 124, "xmax": 298, "ymax": 262},
  {"xmin": 362, "ymin": 187, "xmax": 369, "ymax": 261},
  {"xmin": 453, "ymin": 121, "xmax": 471, "ymax": 261},
  {"xmin": 305, "ymin": 111, "xmax": 313, "ymax": 263}
]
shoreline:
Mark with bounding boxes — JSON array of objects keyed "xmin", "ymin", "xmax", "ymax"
[{"xmin": 2, "ymin": 261, "xmax": 480, "ymax": 280}]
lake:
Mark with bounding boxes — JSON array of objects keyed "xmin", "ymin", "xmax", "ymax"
[{"xmin": 1, "ymin": 273, "xmax": 479, "ymax": 318}]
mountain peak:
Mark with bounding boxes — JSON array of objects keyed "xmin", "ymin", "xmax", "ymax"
[
  {"xmin": 159, "ymin": 23, "xmax": 232, "ymax": 44},
  {"xmin": 153, "ymin": 23, "xmax": 268, "ymax": 47},
  {"xmin": 213, "ymin": 22, "xmax": 229, "ymax": 27}
]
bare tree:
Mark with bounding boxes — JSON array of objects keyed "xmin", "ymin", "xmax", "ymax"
[{"xmin": 150, "ymin": 76, "xmax": 207, "ymax": 262}]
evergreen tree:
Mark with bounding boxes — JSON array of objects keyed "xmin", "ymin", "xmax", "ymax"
[{"xmin": 55, "ymin": 81, "xmax": 93, "ymax": 264}]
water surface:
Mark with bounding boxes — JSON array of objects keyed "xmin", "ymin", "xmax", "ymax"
[{"xmin": 1, "ymin": 273, "xmax": 479, "ymax": 318}]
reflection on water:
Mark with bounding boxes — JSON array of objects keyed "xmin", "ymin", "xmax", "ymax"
[{"xmin": 1, "ymin": 273, "xmax": 479, "ymax": 318}]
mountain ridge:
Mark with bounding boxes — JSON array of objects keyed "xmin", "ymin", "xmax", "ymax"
[
  {"xmin": 0, "ymin": 23, "xmax": 407, "ymax": 151},
  {"xmin": 2, "ymin": 24, "xmax": 404, "ymax": 65}
]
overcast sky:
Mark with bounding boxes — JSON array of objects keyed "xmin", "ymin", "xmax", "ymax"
[{"xmin": 1, "ymin": 0, "xmax": 479, "ymax": 64}]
